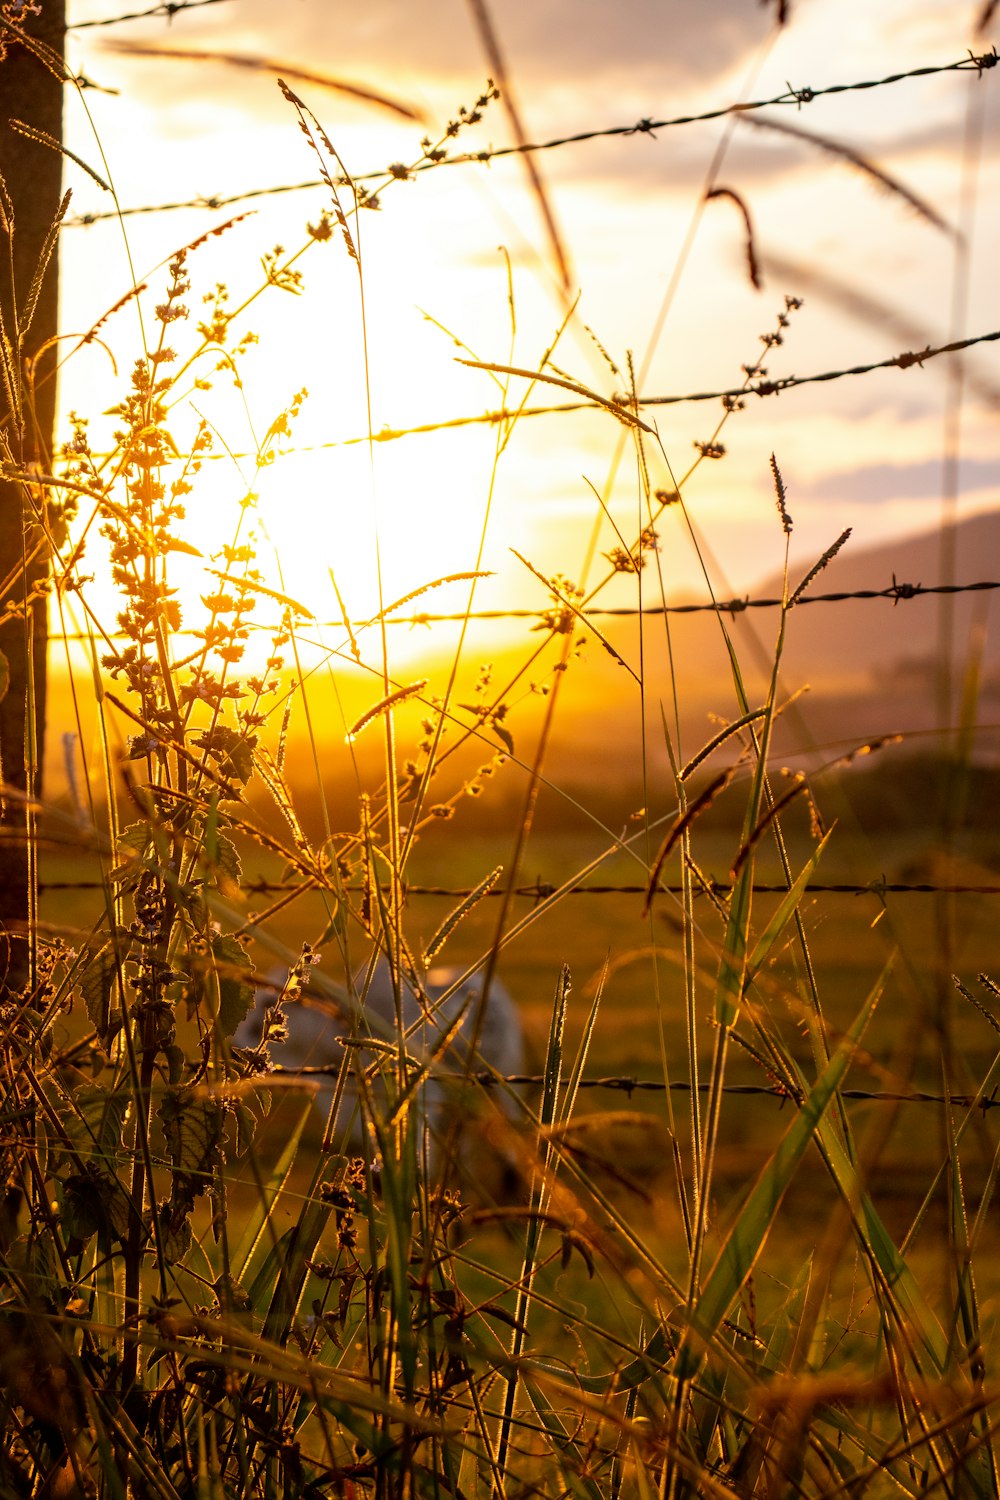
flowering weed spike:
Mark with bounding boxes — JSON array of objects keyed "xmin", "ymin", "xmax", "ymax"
[
  {"xmin": 9, "ymin": 118, "xmax": 110, "ymax": 191},
  {"xmin": 790, "ymin": 527, "xmax": 852, "ymax": 604},
  {"xmin": 771, "ymin": 453, "xmax": 793, "ymax": 535},
  {"xmin": 347, "ymin": 681, "xmax": 429, "ymax": 742},
  {"xmin": 423, "ymin": 865, "xmax": 503, "ymax": 965}
]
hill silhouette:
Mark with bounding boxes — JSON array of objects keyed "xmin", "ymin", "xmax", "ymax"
[{"xmin": 552, "ymin": 506, "xmax": 1000, "ymax": 773}]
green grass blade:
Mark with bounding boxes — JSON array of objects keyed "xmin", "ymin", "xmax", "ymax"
[
  {"xmin": 679, "ymin": 960, "xmax": 886, "ymax": 1376},
  {"xmin": 234, "ymin": 1099, "xmax": 314, "ymax": 1284},
  {"xmin": 814, "ymin": 1119, "xmax": 949, "ymax": 1380},
  {"xmin": 257, "ymin": 1194, "xmax": 333, "ymax": 1347},
  {"xmin": 746, "ymin": 829, "xmax": 832, "ymax": 984},
  {"xmin": 496, "ymin": 964, "xmax": 570, "ymax": 1484},
  {"xmin": 524, "ymin": 1379, "xmax": 605, "ymax": 1500},
  {"xmin": 714, "ymin": 862, "xmax": 753, "ymax": 1031},
  {"xmin": 561, "ymin": 957, "xmax": 605, "ymax": 1125}
]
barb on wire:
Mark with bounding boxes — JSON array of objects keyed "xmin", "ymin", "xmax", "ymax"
[
  {"xmin": 38, "ymin": 878, "xmax": 1000, "ymax": 898},
  {"xmin": 63, "ymin": 50, "xmax": 998, "ymax": 226},
  {"xmin": 68, "ymin": 0, "xmax": 231, "ymax": 27}
]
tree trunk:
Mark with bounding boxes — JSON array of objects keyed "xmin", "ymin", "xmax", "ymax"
[{"xmin": 0, "ymin": 2, "xmax": 65, "ymax": 997}]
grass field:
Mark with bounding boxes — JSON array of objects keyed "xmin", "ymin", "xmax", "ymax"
[{"xmin": 4, "ymin": 12, "xmax": 1000, "ymax": 1494}]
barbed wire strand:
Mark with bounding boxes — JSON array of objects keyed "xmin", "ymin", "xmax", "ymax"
[
  {"xmin": 415, "ymin": 53, "xmax": 1000, "ymax": 174},
  {"xmin": 68, "ymin": 0, "xmax": 231, "ymax": 28},
  {"xmin": 365, "ymin": 576, "xmax": 1000, "ymax": 627},
  {"xmin": 37, "ymin": 879, "xmax": 1000, "ymax": 897},
  {"xmin": 164, "ymin": 326, "xmax": 1000, "ymax": 459},
  {"xmin": 262, "ymin": 1066, "xmax": 1000, "ymax": 1110},
  {"xmin": 63, "ymin": 50, "xmax": 999, "ymax": 225},
  {"xmin": 44, "ymin": 576, "xmax": 1000, "ymax": 641}
]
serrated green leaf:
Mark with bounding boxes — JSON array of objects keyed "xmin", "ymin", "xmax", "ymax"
[
  {"xmin": 201, "ymin": 794, "xmax": 241, "ymax": 889},
  {"xmin": 212, "ymin": 833, "xmax": 243, "ymax": 891},
  {"xmin": 125, "ymin": 733, "xmax": 158, "ymax": 761},
  {"xmin": 71, "ymin": 1084, "xmax": 129, "ymax": 1163},
  {"xmin": 164, "ymin": 1043, "xmax": 186, "ymax": 1085},
  {"xmin": 81, "ymin": 944, "xmax": 126, "ymax": 1050},
  {"xmin": 211, "ymin": 931, "xmax": 254, "ymax": 1037},
  {"xmin": 157, "ymin": 1090, "xmax": 226, "ymax": 1259},
  {"xmin": 194, "ymin": 724, "xmax": 256, "ymax": 783},
  {"xmin": 159, "ymin": 1089, "xmax": 226, "ymax": 1189},
  {"xmin": 228, "ymin": 740, "xmax": 255, "ymax": 783},
  {"xmin": 116, "ymin": 821, "xmax": 152, "ymax": 856},
  {"xmin": 157, "ymin": 1203, "xmax": 193, "ymax": 1263},
  {"xmin": 60, "ymin": 1170, "xmax": 129, "ymax": 1245},
  {"xmin": 233, "ymin": 1095, "xmax": 269, "ymax": 1156},
  {"xmin": 215, "ymin": 1272, "xmax": 253, "ymax": 1317}
]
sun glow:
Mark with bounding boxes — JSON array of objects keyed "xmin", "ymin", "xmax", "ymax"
[
  {"xmin": 55, "ymin": 201, "xmax": 555, "ymax": 684},
  {"xmin": 51, "ymin": 0, "xmax": 1000, "ymax": 720}
]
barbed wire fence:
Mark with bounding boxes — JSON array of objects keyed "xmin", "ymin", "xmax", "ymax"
[
  {"xmin": 263, "ymin": 1068, "xmax": 1000, "ymax": 1111},
  {"xmin": 130, "ymin": 326, "xmax": 995, "ymax": 460},
  {"xmin": 457, "ymin": 878, "xmax": 1000, "ymax": 898},
  {"xmin": 35, "ymin": 877, "xmax": 1000, "ymax": 897},
  {"xmin": 44, "ymin": 573, "xmax": 1000, "ymax": 634},
  {"xmin": 62, "ymin": 49, "xmax": 998, "ymax": 225},
  {"xmin": 68, "ymin": 0, "xmax": 231, "ymax": 29},
  {"xmin": 45, "ymin": 32, "xmax": 1000, "ymax": 1112},
  {"xmin": 44, "ymin": 560, "xmax": 1000, "ymax": 1108}
]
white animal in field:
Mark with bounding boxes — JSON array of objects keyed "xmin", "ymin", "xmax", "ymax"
[{"xmin": 233, "ymin": 957, "xmax": 525, "ymax": 1177}]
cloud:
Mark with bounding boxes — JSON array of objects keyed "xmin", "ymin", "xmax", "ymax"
[
  {"xmin": 234, "ymin": 0, "xmax": 769, "ymax": 95},
  {"xmin": 89, "ymin": 0, "xmax": 772, "ymax": 128},
  {"xmin": 447, "ymin": 0, "xmax": 769, "ymax": 93},
  {"xmin": 804, "ymin": 455, "xmax": 1000, "ymax": 502},
  {"xmin": 80, "ymin": 0, "xmax": 981, "ymax": 238}
]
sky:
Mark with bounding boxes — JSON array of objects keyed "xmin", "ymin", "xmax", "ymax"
[{"xmin": 55, "ymin": 0, "xmax": 1000, "ymax": 675}]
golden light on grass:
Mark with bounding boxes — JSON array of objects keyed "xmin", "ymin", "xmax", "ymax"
[{"xmin": 3, "ymin": 5, "xmax": 1000, "ymax": 1494}]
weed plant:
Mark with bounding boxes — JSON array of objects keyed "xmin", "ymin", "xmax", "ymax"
[{"xmin": 1, "ymin": 50, "xmax": 999, "ymax": 1500}]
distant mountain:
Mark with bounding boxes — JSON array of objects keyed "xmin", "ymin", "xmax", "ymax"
[
  {"xmin": 738, "ymin": 507, "xmax": 1000, "ymax": 757},
  {"xmin": 551, "ymin": 507, "xmax": 1000, "ymax": 769}
]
